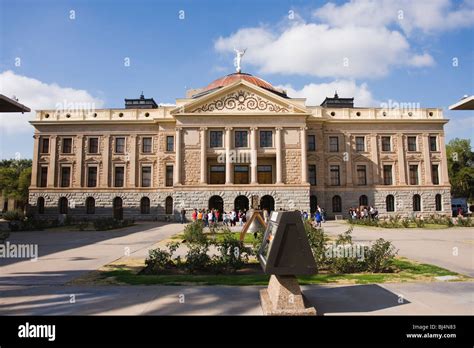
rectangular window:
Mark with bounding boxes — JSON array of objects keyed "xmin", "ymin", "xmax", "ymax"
[
  {"xmin": 141, "ymin": 166, "xmax": 152, "ymax": 187},
  {"xmin": 383, "ymin": 165, "xmax": 393, "ymax": 185},
  {"xmin": 257, "ymin": 165, "xmax": 272, "ymax": 184},
  {"xmin": 115, "ymin": 137, "xmax": 125, "ymax": 153},
  {"xmin": 260, "ymin": 131, "xmax": 273, "ymax": 148},
  {"xmin": 381, "ymin": 136, "xmax": 391, "ymax": 151},
  {"xmin": 429, "ymin": 136, "xmax": 437, "ymax": 151},
  {"xmin": 40, "ymin": 138, "xmax": 49, "ymax": 154},
  {"xmin": 62, "ymin": 138, "xmax": 72, "ymax": 154},
  {"xmin": 355, "ymin": 136, "xmax": 365, "ymax": 152},
  {"xmin": 114, "ymin": 166, "xmax": 124, "ymax": 187},
  {"xmin": 330, "ymin": 165, "xmax": 340, "ymax": 186},
  {"xmin": 308, "ymin": 135, "xmax": 316, "ymax": 151},
  {"xmin": 309, "ymin": 164, "xmax": 317, "ymax": 185},
  {"xmin": 432, "ymin": 164, "xmax": 439, "ymax": 185},
  {"xmin": 87, "ymin": 167, "xmax": 97, "ymax": 187},
  {"xmin": 209, "ymin": 165, "xmax": 225, "ymax": 184},
  {"xmin": 60, "ymin": 166, "xmax": 71, "ymax": 187},
  {"xmin": 407, "ymin": 136, "xmax": 417, "ymax": 151},
  {"xmin": 88, "ymin": 137, "xmax": 99, "ymax": 154},
  {"xmin": 329, "ymin": 136, "xmax": 339, "ymax": 152},
  {"xmin": 234, "ymin": 165, "xmax": 249, "ymax": 184},
  {"xmin": 166, "ymin": 136, "xmax": 174, "ymax": 152},
  {"xmin": 142, "ymin": 137, "xmax": 152, "ymax": 153},
  {"xmin": 357, "ymin": 165, "xmax": 367, "ymax": 185},
  {"xmin": 234, "ymin": 131, "xmax": 248, "ymax": 148},
  {"xmin": 165, "ymin": 166, "xmax": 173, "ymax": 187},
  {"xmin": 210, "ymin": 131, "xmax": 223, "ymax": 148},
  {"xmin": 39, "ymin": 167, "xmax": 48, "ymax": 187},
  {"xmin": 409, "ymin": 165, "xmax": 419, "ymax": 185}
]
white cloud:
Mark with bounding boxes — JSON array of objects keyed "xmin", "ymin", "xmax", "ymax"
[
  {"xmin": 279, "ymin": 80, "xmax": 377, "ymax": 107},
  {"xmin": 0, "ymin": 70, "xmax": 104, "ymax": 134}
]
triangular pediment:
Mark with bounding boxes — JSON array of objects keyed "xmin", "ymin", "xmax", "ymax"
[{"xmin": 171, "ymin": 80, "xmax": 309, "ymax": 115}]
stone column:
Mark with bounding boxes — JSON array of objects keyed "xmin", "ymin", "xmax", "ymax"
[
  {"xmin": 250, "ymin": 127, "xmax": 258, "ymax": 184},
  {"xmin": 200, "ymin": 127, "xmax": 207, "ymax": 184},
  {"xmin": 31, "ymin": 134, "xmax": 39, "ymax": 188},
  {"xmin": 129, "ymin": 135, "xmax": 137, "ymax": 187},
  {"xmin": 74, "ymin": 135, "xmax": 83, "ymax": 187},
  {"xmin": 225, "ymin": 127, "xmax": 233, "ymax": 184},
  {"xmin": 397, "ymin": 134, "xmax": 407, "ymax": 185},
  {"xmin": 102, "ymin": 135, "xmax": 110, "ymax": 187},
  {"xmin": 370, "ymin": 134, "xmax": 379, "ymax": 185},
  {"xmin": 174, "ymin": 127, "xmax": 182, "ymax": 185},
  {"xmin": 275, "ymin": 127, "xmax": 282, "ymax": 184},
  {"xmin": 344, "ymin": 132, "xmax": 352, "ymax": 186},
  {"xmin": 300, "ymin": 127, "xmax": 308, "ymax": 184},
  {"xmin": 47, "ymin": 135, "xmax": 57, "ymax": 188},
  {"xmin": 439, "ymin": 133, "xmax": 450, "ymax": 185},
  {"xmin": 422, "ymin": 133, "xmax": 432, "ymax": 185}
]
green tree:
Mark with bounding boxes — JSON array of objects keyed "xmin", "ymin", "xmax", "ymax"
[
  {"xmin": 0, "ymin": 159, "xmax": 32, "ymax": 205},
  {"xmin": 446, "ymin": 138, "xmax": 474, "ymax": 200}
]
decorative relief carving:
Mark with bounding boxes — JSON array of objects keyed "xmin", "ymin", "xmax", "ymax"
[{"xmin": 193, "ymin": 90, "xmax": 289, "ymax": 113}]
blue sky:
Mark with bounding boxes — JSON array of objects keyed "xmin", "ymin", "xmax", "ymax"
[{"xmin": 0, "ymin": 0, "xmax": 473, "ymax": 159}]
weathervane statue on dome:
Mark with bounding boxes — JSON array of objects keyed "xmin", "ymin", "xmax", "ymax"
[{"xmin": 233, "ymin": 48, "xmax": 246, "ymax": 73}]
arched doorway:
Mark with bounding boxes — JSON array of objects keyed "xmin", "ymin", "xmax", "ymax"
[
  {"xmin": 234, "ymin": 195, "xmax": 249, "ymax": 212},
  {"xmin": 260, "ymin": 195, "xmax": 275, "ymax": 212},
  {"xmin": 165, "ymin": 196, "xmax": 173, "ymax": 215},
  {"xmin": 209, "ymin": 195, "xmax": 224, "ymax": 216},
  {"xmin": 113, "ymin": 197, "xmax": 123, "ymax": 220},
  {"xmin": 310, "ymin": 195, "xmax": 318, "ymax": 214},
  {"xmin": 359, "ymin": 195, "xmax": 368, "ymax": 207},
  {"xmin": 58, "ymin": 197, "xmax": 68, "ymax": 214}
]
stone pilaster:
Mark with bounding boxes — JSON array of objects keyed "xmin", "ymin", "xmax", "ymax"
[
  {"xmin": 225, "ymin": 127, "xmax": 233, "ymax": 184},
  {"xmin": 174, "ymin": 127, "xmax": 182, "ymax": 185},
  {"xmin": 397, "ymin": 134, "xmax": 407, "ymax": 185},
  {"xmin": 47, "ymin": 135, "xmax": 57, "ymax": 188},
  {"xmin": 31, "ymin": 134, "xmax": 39, "ymax": 188},
  {"xmin": 200, "ymin": 127, "xmax": 207, "ymax": 184},
  {"xmin": 74, "ymin": 135, "xmax": 83, "ymax": 187},
  {"xmin": 276, "ymin": 127, "xmax": 282, "ymax": 184},
  {"xmin": 300, "ymin": 127, "xmax": 308, "ymax": 184},
  {"xmin": 422, "ymin": 133, "xmax": 432, "ymax": 185},
  {"xmin": 250, "ymin": 127, "xmax": 258, "ymax": 184}
]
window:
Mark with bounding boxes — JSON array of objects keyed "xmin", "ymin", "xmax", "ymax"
[
  {"xmin": 166, "ymin": 136, "xmax": 174, "ymax": 152},
  {"xmin": 381, "ymin": 136, "xmax": 391, "ymax": 151},
  {"xmin": 407, "ymin": 136, "xmax": 417, "ymax": 151},
  {"xmin": 210, "ymin": 165, "xmax": 225, "ymax": 184},
  {"xmin": 141, "ymin": 166, "xmax": 152, "ymax": 187},
  {"xmin": 309, "ymin": 165, "xmax": 316, "ymax": 185},
  {"xmin": 409, "ymin": 165, "xmax": 419, "ymax": 185},
  {"xmin": 355, "ymin": 136, "xmax": 365, "ymax": 152},
  {"xmin": 383, "ymin": 165, "xmax": 393, "ymax": 185},
  {"xmin": 59, "ymin": 197, "xmax": 68, "ymax": 214},
  {"xmin": 329, "ymin": 136, "xmax": 339, "ymax": 152},
  {"xmin": 359, "ymin": 195, "xmax": 368, "ymax": 207},
  {"xmin": 210, "ymin": 131, "xmax": 223, "ymax": 148},
  {"xmin": 62, "ymin": 138, "xmax": 72, "ymax": 153},
  {"xmin": 165, "ymin": 196, "xmax": 173, "ymax": 215},
  {"xmin": 429, "ymin": 136, "xmax": 437, "ymax": 151},
  {"xmin": 234, "ymin": 165, "xmax": 249, "ymax": 184},
  {"xmin": 435, "ymin": 194, "xmax": 442, "ymax": 211},
  {"xmin": 37, "ymin": 197, "xmax": 45, "ymax": 214},
  {"xmin": 142, "ymin": 137, "xmax": 152, "ymax": 153},
  {"xmin": 165, "ymin": 166, "xmax": 173, "ymax": 186},
  {"xmin": 87, "ymin": 167, "xmax": 97, "ymax": 187},
  {"xmin": 86, "ymin": 197, "xmax": 95, "ymax": 214},
  {"xmin": 140, "ymin": 197, "xmax": 150, "ymax": 214},
  {"xmin": 357, "ymin": 165, "xmax": 367, "ymax": 185},
  {"xmin": 114, "ymin": 166, "xmax": 124, "ymax": 187},
  {"xmin": 60, "ymin": 167, "xmax": 71, "ymax": 187},
  {"xmin": 260, "ymin": 131, "xmax": 273, "ymax": 148},
  {"xmin": 432, "ymin": 164, "xmax": 439, "ymax": 185},
  {"xmin": 40, "ymin": 138, "xmax": 49, "ymax": 154},
  {"xmin": 39, "ymin": 167, "xmax": 48, "ymax": 187},
  {"xmin": 413, "ymin": 194, "xmax": 421, "ymax": 212},
  {"xmin": 115, "ymin": 137, "xmax": 125, "ymax": 153},
  {"xmin": 235, "ymin": 131, "xmax": 248, "ymax": 148},
  {"xmin": 257, "ymin": 165, "xmax": 272, "ymax": 184},
  {"xmin": 88, "ymin": 137, "xmax": 99, "ymax": 154},
  {"xmin": 308, "ymin": 135, "xmax": 316, "ymax": 151},
  {"xmin": 332, "ymin": 195, "xmax": 342, "ymax": 213},
  {"xmin": 330, "ymin": 165, "xmax": 340, "ymax": 186},
  {"xmin": 386, "ymin": 195, "xmax": 395, "ymax": 212}
]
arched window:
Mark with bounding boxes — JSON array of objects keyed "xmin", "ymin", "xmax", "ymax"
[
  {"xmin": 141, "ymin": 197, "xmax": 150, "ymax": 214},
  {"xmin": 86, "ymin": 197, "xmax": 95, "ymax": 214},
  {"xmin": 310, "ymin": 195, "xmax": 318, "ymax": 214},
  {"xmin": 165, "ymin": 196, "xmax": 173, "ymax": 215},
  {"xmin": 37, "ymin": 197, "xmax": 45, "ymax": 214},
  {"xmin": 58, "ymin": 197, "xmax": 68, "ymax": 214},
  {"xmin": 413, "ymin": 194, "xmax": 421, "ymax": 212},
  {"xmin": 435, "ymin": 194, "xmax": 442, "ymax": 211},
  {"xmin": 332, "ymin": 195, "xmax": 342, "ymax": 213},
  {"xmin": 386, "ymin": 195, "xmax": 395, "ymax": 212},
  {"xmin": 359, "ymin": 195, "xmax": 368, "ymax": 207}
]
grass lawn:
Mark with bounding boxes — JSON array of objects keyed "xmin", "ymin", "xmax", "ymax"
[
  {"xmin": 75, "ymin": 257, "xmax": 469, "ymax": 287},
  {"xmin": 171, "ymin": 231, "xmax": 257, "ymax": 244}
]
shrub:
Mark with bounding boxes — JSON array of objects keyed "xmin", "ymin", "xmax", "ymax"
[
  {"xmin": 365, "ymin": 238, "xmax": 398, "ymax": 273},
  {"xmin": 214, "ymin": 231, "xmax": 250, "ymax": 273},
  {"xmin": 183, "ymin": 221, "xmax": 206, "ymax": 244},
  {"xmin": 304, "ymin": 221, "xmax": 327, "ymax": 271},
  {"xmin": 251, "ymin": 229, "xmax": 265, "ymax": 256},
  {"xmin": 3, "ymin": 210, "xmax": 24, "ymax": 221},
  {"xmin": 326, "ymin": 227, "xmax": 366, "ymax": 274},
  {"xmin": 184, "ymin": 243, "xmax": 211, "ymax": 273},
  {"xmin": 414, "ymin": 218, "xmax": 425, "ymax": 228},
  {"xmin": 457, "ymin": 217, "xmax": 473, "ymax": 227}
]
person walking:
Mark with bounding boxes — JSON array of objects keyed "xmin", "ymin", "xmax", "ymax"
[
  {"xmin": 191, "ymin": 208, "xmax": 197, "ymax": 222},
  {"xmin": 315, "ymin": 211, "xmax": 322, "ymax": 228},
  {"xmin": 180, "ymin": 208, "xmax": 186, "ymax": 224}
]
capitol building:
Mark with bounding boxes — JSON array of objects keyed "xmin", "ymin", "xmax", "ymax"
[{"xmin": 28, "ymin": 69, "xmax": 451, "ymax": 220}]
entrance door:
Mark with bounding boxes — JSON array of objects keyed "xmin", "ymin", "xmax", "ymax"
[
  {"xmin": 113, "ymin": 197, "xmax": 123, "ymax": 220},
  {"xmin": 260, "ymin": 195, "xmax": 275, "ymax": 212},
  {"xmin": 234, "ymin": 195, "xmax": 249, "ymax": 212},
  {"xmin": 209, "ymin": 195, "xmax": 224, "ymax": 218}
]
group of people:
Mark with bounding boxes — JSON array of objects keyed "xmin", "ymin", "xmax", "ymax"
[
  {"xmin": 300, "ymin": 205, "xmax": 327, "ymax": 228},
  {"xmin": 348, "ymin": 206, "xmax": 379, "ymax": 220},
  {"xmin": 188, "ymin": 208, "xmax": 248, "ymax": 227}
]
